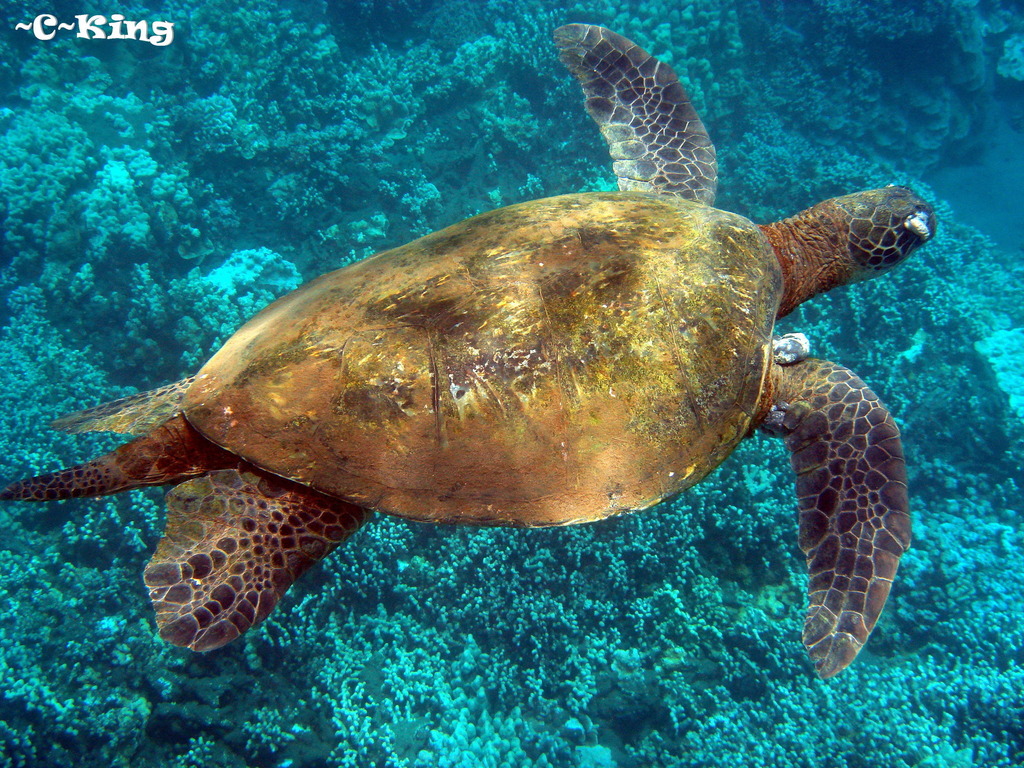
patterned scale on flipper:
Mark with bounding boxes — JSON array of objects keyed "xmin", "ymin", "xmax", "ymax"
[{"xmin": 144, "ymin": 467, "xmax": 370, "ymax": 650}]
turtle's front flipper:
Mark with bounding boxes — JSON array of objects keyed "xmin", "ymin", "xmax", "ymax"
[
  {"xmin": 554, "ymin": 24, "xmax": 717, "ymax": 204},
  {"xmin": 145, "ymin": 468, "xmax": 370, "ymax": 651},
  {"xmin": 763, "ymin": 358, "xmax": 910, "ymax": 678}
]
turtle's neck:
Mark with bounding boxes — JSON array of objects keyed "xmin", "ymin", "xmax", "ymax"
[{"xmin": 759, "ymin": 199, "xmax": 858, "ymax": 318}]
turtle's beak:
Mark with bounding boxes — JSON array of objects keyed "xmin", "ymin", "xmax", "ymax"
[{"xmin": 904, "ymin": 210, "xmax": 932, "ymax": 241}]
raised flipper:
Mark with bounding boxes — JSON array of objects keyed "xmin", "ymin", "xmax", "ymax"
[
  {"xmin": 144, "ymin": 468, "xmax": 370, "ymax": 651},
  {"xmin": 763, "ymin": 358, "xmax": 911, "ymax": 678},
  {"xmin": 51, "ymin": 377, "xmax": 196, "ymax": 435},
  {"xmin": 554, "ymin": 23, "xmax": 717, "ymax": 203}
]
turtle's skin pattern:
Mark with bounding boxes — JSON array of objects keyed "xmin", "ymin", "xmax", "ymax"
[
  {"xmin": 146, "ymin": 467, "xmax": 369, "ymax": 651},
  {"xmin": 553, "ymin": 24, "xmax": 717, "ymax": 203},
  {"xmin": 185, "ymin": 193, "xmax": 780, "ymax": 527},
  {"xmin": 765, "ymin": 359, "xmax": 911, "ymax": 677}
]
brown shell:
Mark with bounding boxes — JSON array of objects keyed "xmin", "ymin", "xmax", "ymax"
[{"xmin": 183, "ymin": 192, "xmax": 781, "ymax": 526}]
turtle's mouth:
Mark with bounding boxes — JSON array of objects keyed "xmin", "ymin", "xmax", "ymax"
[{"xmin": 903, "ymin": 210, "xmax": 932, "ymax": 240}]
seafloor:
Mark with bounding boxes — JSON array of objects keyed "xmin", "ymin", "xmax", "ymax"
[{"xmin": 1, "ymin": 1, "xmax": 1022, "ymax": 767}]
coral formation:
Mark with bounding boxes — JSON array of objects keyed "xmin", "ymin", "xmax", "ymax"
[
  {"xmin": 976, "ymin": 327, "xmax": 1024, "ymax": 421},
  {"xmin": 998, "ymin": 33, "xmax": 1024, "ymax": 81},
  {"xmin": 0, "ymin": 0, "xmax": 1022, "ymax": 766}
]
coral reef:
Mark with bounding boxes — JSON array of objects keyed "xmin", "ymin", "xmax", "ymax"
[
  {"xmin": 976, "ymin": 327, "xmax": 1024, "ymax": 421},
  {"xmin": 0, "ymin": 0, "xmax": 1022, "ymax": 766},
  {"xmin": 998, "ymin": 33, "xmax": 1024, "ymax": 81}
]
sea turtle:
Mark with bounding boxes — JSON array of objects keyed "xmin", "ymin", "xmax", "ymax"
[{"xmin": 2, "ymin": 24, "xmax": 934, "ymax": 678}]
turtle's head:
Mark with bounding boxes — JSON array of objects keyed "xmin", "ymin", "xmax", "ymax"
[
  {"xmin": 763, "ymin": 185, "xmax": 936, "ymax": 318},
  {"xmin": 832, "ymin": 185, "xmax": 936, "ymax": 282}
]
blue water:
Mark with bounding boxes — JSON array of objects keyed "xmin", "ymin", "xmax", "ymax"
[{"xmin": 1, "ymin": 1, "xmax": 1022, "ymax": 766}]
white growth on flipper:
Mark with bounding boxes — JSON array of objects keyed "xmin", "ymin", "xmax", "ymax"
[
  {"xmin": 975, "ymin": 327, "xmax": 1024, "ymax": 421},
  {"xmin": 772, "ymin": 332, "xmax": 810, "ymax": 365}
]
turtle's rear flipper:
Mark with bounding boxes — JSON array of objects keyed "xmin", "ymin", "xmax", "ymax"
[
  {"xmin": 765, "ymin": 358, "xmax": 911, "ymax": 679},
  {"xmin": 0, "ymin": 414, "xmax": 235, "ymax": 501},
  {"xmin": 51, "ymin": 376, "xmax": 196, "ymax": 435},
  {"xmin": 145, "ymin": 468, "xmax": 370, "ymax": 651}
]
